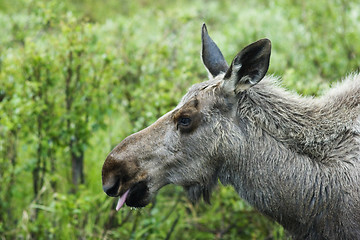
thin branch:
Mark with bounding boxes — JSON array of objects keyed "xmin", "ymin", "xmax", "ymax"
[{"xmin": 165, "ymin": 214, "xmax": 180, "ymax": 240}]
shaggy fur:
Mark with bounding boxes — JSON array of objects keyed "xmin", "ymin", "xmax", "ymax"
[
  {"xmin": 179, "ymin": 74, "xmax": 360, "ymax": 239},
  {"xmin": 102, "ymin": 25, "xmax": 360, "ymax": 239}
]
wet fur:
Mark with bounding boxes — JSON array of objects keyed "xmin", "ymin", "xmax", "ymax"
[
  {"xmin": 102, "ymin": 25, "xmax": 360, "ymax": 239},
  {"xmin": 180, "ymin": 74, "xmax": 360, "ymax": 239}
]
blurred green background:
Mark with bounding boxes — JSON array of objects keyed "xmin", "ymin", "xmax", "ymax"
[{"xmin": 1, "ymin": 0, "xmax": 359, "ymax": 239}]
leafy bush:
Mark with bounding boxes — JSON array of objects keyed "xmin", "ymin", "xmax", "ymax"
[{"xmin": 1, "ymin": 0, "xmax": 359, "ymax": 239}]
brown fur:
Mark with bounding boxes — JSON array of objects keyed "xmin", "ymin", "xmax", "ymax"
[{"xmin": 102, "ymin": 24, "xmax": 360, "ymax": 239}]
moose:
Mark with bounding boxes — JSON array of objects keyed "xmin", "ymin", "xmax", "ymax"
[{"xmin": 102, "ymin": 24, "xmax": 360, "ymax": 239}]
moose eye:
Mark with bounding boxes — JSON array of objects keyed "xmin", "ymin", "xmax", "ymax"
[{"xmin": 178, "ymin": 117, "xmax": 191, "ymax": 127}]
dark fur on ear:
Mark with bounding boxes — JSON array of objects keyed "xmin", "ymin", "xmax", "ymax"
[
  {"xmin": 223, "ymin": 39, "xmax": 271, "ymax": 93},
  {"xmin": 201, "ymin": 24, "xmax": 229, "ymax": 77}
]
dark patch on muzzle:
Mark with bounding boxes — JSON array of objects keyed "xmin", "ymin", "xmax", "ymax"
[{"xmin": 126, "ymin": 181, "xmax": 150, "ymax": 208}]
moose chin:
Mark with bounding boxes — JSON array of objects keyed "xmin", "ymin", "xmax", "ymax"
[{"xmin": 102, "ymin": 24, "xmax": 360, "ymax": 239}]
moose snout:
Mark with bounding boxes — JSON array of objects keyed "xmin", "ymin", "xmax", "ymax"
[
  {"xmin": 101, "ymin": 157, "xmax": 123, "ymax": 197},
  {"xmin": 102, "ymin": 139, "xmax": 145, "ymax": 198},
  {"xmin": 102, "ymin": 174, "xmax": 121, "ymax": 197}
]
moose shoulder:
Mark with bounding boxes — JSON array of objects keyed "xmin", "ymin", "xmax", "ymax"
[{"xmin": 102, "ymin": 24, "xmax": 360, "ymax": 239}]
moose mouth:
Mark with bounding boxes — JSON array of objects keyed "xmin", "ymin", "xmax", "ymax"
[{"xmin": 116, "ymin": 181, "xmax": 150, "ymax": 210}]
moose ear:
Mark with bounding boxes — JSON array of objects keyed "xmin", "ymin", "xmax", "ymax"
[
  {"xmin": 223, "ymin": 39, "xmax": 271, "ymax": 94},
  {"xmin": 201, "ymin": 24, "xmax": 229, "ymax": 78}
]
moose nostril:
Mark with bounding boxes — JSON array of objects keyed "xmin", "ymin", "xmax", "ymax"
[{"xmin": 103, "ymin": 178, "xmax": 121, "ymax": 197}]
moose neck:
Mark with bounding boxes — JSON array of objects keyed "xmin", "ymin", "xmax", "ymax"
[
  {"xmin": 237, "ymin": 76, "xmax": 359, "ymax": 161},
  {"xmin": 217, "ymin": 76, "xmax": 360, "ymax": 236},
  {"xmin": 218, "ymin": 127, "xmax": 332, "ymax": 237}
]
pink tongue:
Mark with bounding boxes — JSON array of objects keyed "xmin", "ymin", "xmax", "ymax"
[{"xmin": 116, "ymin": 189, "xmax": 130, "ymax": 211}]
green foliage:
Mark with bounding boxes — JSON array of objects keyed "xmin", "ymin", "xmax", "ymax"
[{"xmin": 1, "ymin": 0, "xmax": 360, "ymax": 239}]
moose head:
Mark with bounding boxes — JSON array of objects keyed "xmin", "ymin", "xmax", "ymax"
[
  {"xmin": 102, "ymin": 24, "xmax": 271, "ymax": 210},
  {"xmin": 102, "ymin": 23, "xmax": 360, "ymax": 239}
]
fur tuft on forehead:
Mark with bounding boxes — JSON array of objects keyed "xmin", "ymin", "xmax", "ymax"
[{"xmin": 178, "ymin": 78, "xmax": 223, "ymax": 106}]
